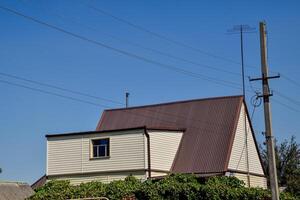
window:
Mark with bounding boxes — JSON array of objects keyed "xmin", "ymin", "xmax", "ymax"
[{"xmin": 91, "ymin": 138, "xmax": 110, "ymax": 158}]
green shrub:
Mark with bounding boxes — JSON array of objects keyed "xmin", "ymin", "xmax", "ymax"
[
  {"xmin": 73, "ymin": 181, "xmax": 106, "ymax": 199},
  {"xmin": 28, "ymin": 180, "xmax": 75, "ymax": 200},
  {"xmin": 28, "ymin": 174, "xmax": 298, "ymax": 200},
  {"xmin": 206, "ymin": 176, "xmax": 245, "ymax": 188},
  {"xmin": 105, "ymin": 176, "xmax": 142, "ymax": 200}
]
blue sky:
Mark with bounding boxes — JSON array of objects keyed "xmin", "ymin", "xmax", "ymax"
[{"xmin": 0, "ymin": 0, "xmax": 299, "ymax": 184}]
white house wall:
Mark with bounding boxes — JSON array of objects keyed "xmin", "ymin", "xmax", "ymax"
[
  {"xmin": 227, "ymin": 103, "xmax": 266, "ymax": 187},
  {"xmin": 82, "ymin": 131, "xmax": 145, "ymax": 173},
  {"xmin": 48, "ymin": 170, "xmax": 146, "ymax": 185},
  {"xmin": 233, "ymin": 173, "xmax": 267, "ymax": 188},
  {"xmin": 228, "ymin": 104, "xmax": 264, "ymax": 174},
  {"xmin": 145, "ymin": 130, "xmax": 183, "ymax": 175},
  {"xmin": 47, "ymin": 135, "xmax": 82, "ymax": 175},
  {"xmin": 47, "ymin": 129, "xmax": 146, "ymax": 177}
]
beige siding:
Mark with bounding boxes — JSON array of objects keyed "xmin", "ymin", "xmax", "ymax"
[
  {"xmin": 145, "ymin": 130, "xmax": 183, "ymax": 172},
  {"xmin": 49, "ymin": 171, "xmax": 146, "ymax": 185},
  {"xmin": 47, "ymin": 135, "xmax": 82, "ymax": 175},
  {"xmin": 82, "ymin": 131, "xmax": 145, "ymax": 173},
  {"xmin": 48, "ymin": 128, "xmax": 182, "ymax": 183},
  {"xmin": 232, "ymin": 173, "xmax": 267, "ymax": 188},
  {"xmin": 228, "ymin": 104, "xmax": 265, "ymax": 175},
  {"xmin": 47, "ymin": 129, "xmax": 146, "ymax": 176},
  {"xmin": 151, "ymin": 171, "xmax": 168, "ymax": 177}
]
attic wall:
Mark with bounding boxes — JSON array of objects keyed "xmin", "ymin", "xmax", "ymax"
[
  {"xmin": 145, "ymin": 130, "xmax": 183, "ymax": 174},
  {"xmin": 228, "ymin": 104, "xmax": 265, "ymax": 175},
  {"xmin": 47, "ymin": 129, "xmax": 146, "ymax": 176}
]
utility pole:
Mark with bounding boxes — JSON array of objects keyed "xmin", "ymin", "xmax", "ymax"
[
  {"xmin": 228, "ymin": 24, "xmax": 255, "ymax": 187},
  {"xmin": 250, "ymin": 21, "xmax": 280, "ymax": 200}
]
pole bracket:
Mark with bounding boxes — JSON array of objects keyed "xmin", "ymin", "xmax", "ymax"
[
  {"xmin": 249, "ymin": 74, "xmax": 280, "ymax": 82},
  {"xmin": 257, "ymin": 91, "xmax": 273, "ymax": 98}
]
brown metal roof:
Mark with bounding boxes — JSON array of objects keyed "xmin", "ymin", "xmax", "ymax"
[
  {"xmin": 31, "ymin": 175, "xmax": 47, "ymax": 190},
  {"xmin": 96, "ymin": 95, "xmax": 244, "ymax": 174}
]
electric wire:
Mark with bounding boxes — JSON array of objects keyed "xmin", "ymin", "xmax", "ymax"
[
  {"xmin": 281, "ymin": 74, "xmax": 300, "ymax": 89},
  {"xmin": 274, "ymin": 90, "xmax": 300, "ymax": 108},
  {"xmin": 1, "ymin": 3, "xmax": 298, "ymax": 170},
  {"xmin": 17, "ymin": 0, "xmax": 242, "ymax": 77},
  {"xmin": 0, "ymin": 79, "xmax": 110, "ymax": 108},
  {"xmin": 2, "ymin": 5, "xmax": 298, "ymax": 118},
  {"xmin": 0, "ymin": 5, "xmax": 242, "ymax": 91},
  {"xmin": 0, "ymin": 71, "xmax": 235, "ymax": 128},
  {"xmin": 0, "ymin": 72, "xmax": 124, "ymax": 106},
  {"xmin": 0, "ymin": 78, "xmax": 236, "ymax": 131},
  {"xmin": 88, "ymin": 4, "xmax": 247, "ymax": 67},
  {"xmin": 272, "ymin": 98, "xmax": 300, "ymax": 113}
]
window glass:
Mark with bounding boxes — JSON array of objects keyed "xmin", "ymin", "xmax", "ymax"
[{"xmin": 92, "ymin": 138, "xmax": 109, "ymax": 158}]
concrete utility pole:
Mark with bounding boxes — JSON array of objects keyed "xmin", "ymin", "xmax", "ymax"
[{"xmin": 250, "ymin": 21, "xmax": 280, "ymax": 200}]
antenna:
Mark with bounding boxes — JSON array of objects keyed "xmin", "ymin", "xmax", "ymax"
[
  {"xmin": 227, "ymin": 24, "xmax": 256, "ymax": 188},
  {"xmin": 227, "ymin": 24, "xmax": 256, "ymax": 99}
]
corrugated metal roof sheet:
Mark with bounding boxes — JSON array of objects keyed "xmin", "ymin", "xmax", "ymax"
[
  {"xmin": 31, "ymin": 175, "xmax": 47, "ymax": 190},
  {"xmin": 96, "ymin": 95, "xmax": 244, "ymax": 174},
  {"xmin": 0, "ymin": 182, "xmax": 34, "ymax": 200}
]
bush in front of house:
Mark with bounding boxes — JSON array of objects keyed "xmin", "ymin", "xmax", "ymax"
[
  {"xmin": 29, "ymin": 179, "xmax": 75, "ymax": 200},
  {"xmin": 28, "ymin": 174, "xmax": 297, "ymax": 200}
]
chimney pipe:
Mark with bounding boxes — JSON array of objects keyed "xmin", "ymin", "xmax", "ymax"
[{"xmin": 125, "ymin": 92, "xmax": 129, "ymax": 108}]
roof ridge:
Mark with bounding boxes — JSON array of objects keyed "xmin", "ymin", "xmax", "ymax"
[{"xmin": 104, "ymin": 95, "xmax": 243, "ymax": 111}]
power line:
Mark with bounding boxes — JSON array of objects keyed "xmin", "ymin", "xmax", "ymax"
[
  {"xmin": 88, "ymin": 4, "xmax": 248, "ymax": 67},
  {"xmin": 17, "ymin": 0, "xmax": 242, "ymax": 77},
  {"xmin": 0, "ymin": 78, "xmax": 236, "ymax": 130},
  {"xmin": 272, "ymin": 98, "xmax": 300, "ymax": 113},
  {"xmin": 281, "ymin": 74, "xmax": 300, "ymax": 89},
  {"xmin": 0, "ymin": 71, "xmax": 234, "ymax": 127},
  {"xmin": 0, "ymin": 79, "xmax": 179, "ymax": 126},
  {"xmin": 4, "ymin": 4, "xmax": 298, "ymax": 115},
  {"xmin": 0, "ymin": 79, "xmax": 110, "ymax": 108},
  {"xmin": 274, "ymin": 90, "xmax": 300, "ymax": 108},
  {"xmin": 0, "ymin": 5, "xmax": 242, "ymax": 91},
  {"xmin": 0, "ymin": 72, "xmax": 124, "ymax": 106}
]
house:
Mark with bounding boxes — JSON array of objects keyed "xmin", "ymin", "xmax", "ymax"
[
  {"xmin": 0, "ymin": 182, "xmax": 34, "ymax": 200},
  {"xmin": 45, "ymin": 95, "xmax": 267, "ymax": 188}
]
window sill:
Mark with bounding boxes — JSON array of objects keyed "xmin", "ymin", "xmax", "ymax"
[{"xmin": 89, "ymin": 156, "xmax": 110, "ymax": 160}]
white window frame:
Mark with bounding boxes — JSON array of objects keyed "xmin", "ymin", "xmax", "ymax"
[{"xmin": 90, "ymin": 138, "xmax": 110, "ymax": 159}]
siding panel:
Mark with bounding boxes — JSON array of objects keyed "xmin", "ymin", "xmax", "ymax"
[
  {"xmin": 47, "ymin": 129, "xmax": 146, "ymax": 176},
  {"xmin": 82, "ymin": 131, "xmax": 145, "ymax": 173},
  {"xmin": 49, "ymin": 171, "xmax": 146, "ymax": 185},
  {"xmin": 233, "ymin": 173, "xmax": 267, "ymax": 188},
  {"xmin": 228, "ymin": 104, "xmax": 264, "ymax": 175},
  {"xmin": 47, "ymin": 136, "xmax": 82, "ymax": 175},
  {"xmin": 146, "ymin": 130, "xmax": 183, "ymax": 172}
]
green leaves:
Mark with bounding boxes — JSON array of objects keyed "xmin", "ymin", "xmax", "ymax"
[
  {"xmin": 28, "ymin": 174, "xmax": 297, "ymax": 200},
  {"xmin": 260, "ymin": 135, "xmax": 300, "ymax": 198}
]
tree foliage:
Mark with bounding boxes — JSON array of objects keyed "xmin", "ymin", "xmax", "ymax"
[
  {"xmin": 260, "ymin": 135, "xmax": 300, "ymax": 198},
  {"xmin": 28, "ymin": 174, "xmax": 297, "ymax": 200}
]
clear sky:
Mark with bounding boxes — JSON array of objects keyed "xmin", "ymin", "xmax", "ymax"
[{"xmin": 0, "ymin": 0, "xmax": 299, "ymax": 184}]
